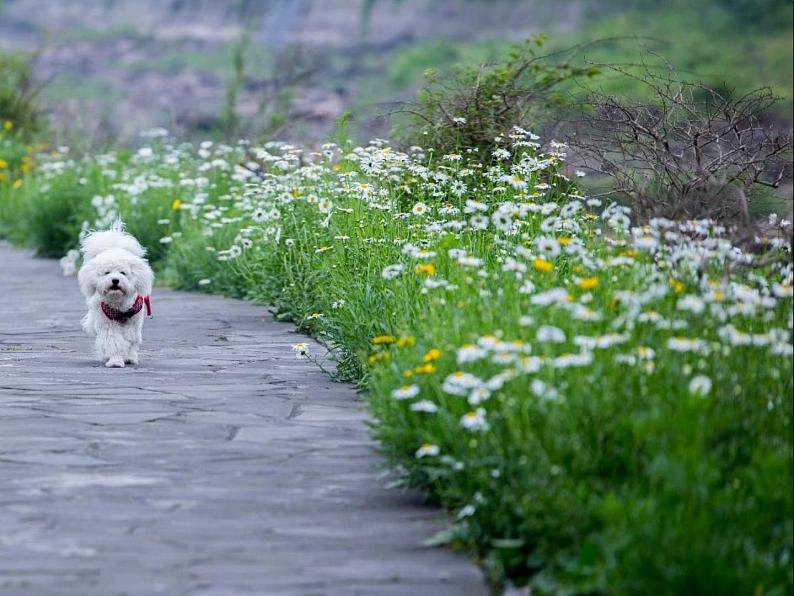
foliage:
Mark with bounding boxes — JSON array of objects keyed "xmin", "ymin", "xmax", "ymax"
[
  {"xmin": 395, "ymin": 35, "xmax": 599, "ymax": 157},
  {"xmin": 0, "ymin": 51, "xmax": 43, "ymax": 138},
  {"xmin": 1, "ymin": 132, "xmax": 791, "ymax": 593},
  {"xmin": 549, "ymin": 2, "xmax": 793, "ymax": 116}
]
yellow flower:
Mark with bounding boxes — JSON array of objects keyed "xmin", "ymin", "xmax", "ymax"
[
  {"xmin": 415, "ymin": 263, "xmax": 436, "ymax": 276},
  {"xmin": 371, "ymin": 335, "xmax": 396, "ymax": 345},
  {"xmin": 2, "ymin": 120, "xmax": 12, "ymax": 130},
  {"xmin": 558, "ymin": 236, "xmax": 572, "ymax": 246},
  {"xmin": 533, "ymin": 258, "xmax": 553, "ymax": 272},
  {"xmin": 367, "ymin": 352, "xmax": 390, "ymax": 364},
  {"xmin": 403, "ymin": 369, "xmax": 414, "ymax": 378},
  {"xmin": 171, "ymin": 199, "xmax": 182, "ymax": 210},
  {"xmin": 396, "ymin": 335, "xmax": 416, "ymax": 348},
  {"xmin": 0, "ymin": 159, "xmax": 7, "ymax": 169},
  {"xmin": 12, "ymin": 179, "xmax": 22, "ymax": 189},
  {"xmin": 414, "ymin": 363, "xmax": 436, "ymax": 375},
  {"xmin": 578, "ymin": 277, "xmax": 599, "ymax": 290},
  {"xmin": 291, "ymin": 188, "xmax": 301, "ymax": 197},
  {"xmin": 422, "ymin": 348, "xmax": 441, "ymax": 363},
  {"xmin": 669, "ymin": 278, "xmax": 684, "ymax": 293}
]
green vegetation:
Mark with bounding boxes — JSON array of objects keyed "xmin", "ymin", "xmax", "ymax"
[
  {"xmin": 1, "ymin": 133, "xmax": 791, "ymax": 593},
  {"xmin": 0, "ymin": 3, "xmax": 792, "ymax": 591}
]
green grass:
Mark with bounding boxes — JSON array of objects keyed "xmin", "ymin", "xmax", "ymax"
[
  {"xmin": 549, "ymin": 2, "xmax": 793, "ymax": 115},
  {"xmin": 1, "ymin": 135, "xmax": 791, "ymax": 593}
]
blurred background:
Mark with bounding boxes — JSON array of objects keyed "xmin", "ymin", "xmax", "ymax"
[{"xmin": 1, "ymin": 0, "xmax": 792, "ymax": 146}]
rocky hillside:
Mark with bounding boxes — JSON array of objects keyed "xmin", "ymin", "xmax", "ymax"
[{"xmin": 0, "ymin": 0, "xmax": 589, "ymax": 142}]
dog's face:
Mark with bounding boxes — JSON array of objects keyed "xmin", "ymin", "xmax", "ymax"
[
  {"xmin": 78, "ymin": 247, "xmax": 153, "ymax": 306},
  {"xmin": 98, "ymin": 263, "xmax": 135, "ymax": 301}
]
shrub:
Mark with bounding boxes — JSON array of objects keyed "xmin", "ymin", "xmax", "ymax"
[
  {"xmin": 395, "ymin": 35, "xmax": 599, "ymax": 158},
  {"xmin": 570, "ymin": 68, "xmax": 792, "ymax": 234}
]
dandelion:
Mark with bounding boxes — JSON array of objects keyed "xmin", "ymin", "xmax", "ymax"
[
  {"xmin": 422, "ymin": 348, "xmax": 441, "ymax": 363},
  {"xmin": 397, "ymin": 335, "xmax": 416, "ymax": 347},
  {"xmin": 414, "ymin": 363, "xmax": 437, "ymax": 375},
  {"xmin": 391, "ymin": 384, "xmax": 420, "ymax": 399},
  {"xmin": 171, "ymin": 199, "xmax": 182, "ymax": 210},
  {"xmin": 533, "ymin": 258, "xmax": 553, "ymax": 273},
  {"xmin": 415, "ymin": 263, "xmax": 436, "ymax": 276},
  {"xmin": 372, "ymin": 335, "xmax": 396, "ymax": 345},
  {"xmin": 578, "ymin": 277, "xmax": 599, "ymax": 290},
  {"xmin": 415, "ymin": 443, "xmax": 440, "ymax": 458}
]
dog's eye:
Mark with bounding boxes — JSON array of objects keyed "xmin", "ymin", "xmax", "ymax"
[
  {"xmin": 120, "ymin": 271, "xmax": 127, "ymax": 276},
  {"xmin": 104, "ymin": 271, "xmax": 111, "ymax": 275}
]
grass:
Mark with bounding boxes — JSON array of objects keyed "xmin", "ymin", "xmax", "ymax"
[{"xmin": 1, "ymin": 133, "xmax": 791, "ymax": 594}]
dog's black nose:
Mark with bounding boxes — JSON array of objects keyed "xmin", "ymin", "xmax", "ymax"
[{"xmin": 111, "ymin": 278, "xmax": 120, "ymax": 285}]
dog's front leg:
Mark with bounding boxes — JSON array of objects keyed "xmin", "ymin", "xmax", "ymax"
[{"xmin": 98, "ymin": 327, "xmax": 128, "ymax": 368}]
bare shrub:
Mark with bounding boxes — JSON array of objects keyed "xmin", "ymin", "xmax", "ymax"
[{"xmin": 570, "ymin": 65, "xmax": 791, "ymax": 234}]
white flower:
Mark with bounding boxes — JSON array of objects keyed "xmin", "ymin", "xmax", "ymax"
[
  {"xmin": 460, "ymin": 408, "xmax": 488, "ymax": 431},
  {"xmin": 534, "ymin": 236, "xmax": 561, "ymax": 258},
  {"xmin": 410, "ymin": 400, "xmax": 438, "ymax": 413},
  {"xmin": 468, "ymin": 387, "xmax": 491, "ymax": 405},
  {"xmin": 688, "ymin": 374, "xmax": 712, "ymax": 397},
  {"xmin": 464, "ymin": 199, "xmax": 488, "ymax": 213},
  {"xmin": 415, "ymin": 443, "xmax": 440, "ymax": 458},
  {"xmin": 457, "ymin": 344, "xmax": 487, "ymax": 364},
  {"xmin": 291, "ymin": 342, "xmax": 310, "ymax": 359},
  {"xmin": 531, "ymin": 379, "xmax": 559, "ymax": 401},
  {"xmin": 411, "ymin": 202, "xmax": 429, "ymax": 216},
  {"xmin": 667, "ymin": 337, "xmax": 708, "ymax": 353},
  {"xmin": 391, "ymin": 384, "xmax": 420, "ymax": 400},
  {"xmin": 677, "ymin": 295, "xmax": 705, "ymax": 315},
  {"xmin": 442, "ymin": 371, "xmax": 483, "ymax": 396},
  {"xmin": 198, "ymin": 278, "xmax": 211, "ymax": 286},
  {"xmin": 537, "ymin": 325, "xmax": 566, "ymax": 343},
  {"xmin": 381, "ymin": 263, "xmax": 405, "ymax": 280},
  {"xmin": 318, "ymin": 198, "xmax": 333, "ymax": 213}
]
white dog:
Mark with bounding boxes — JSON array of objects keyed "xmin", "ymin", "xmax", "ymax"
[{"xmin": 77, "ymin": 222, "xmax": 153, "ymax": 367}]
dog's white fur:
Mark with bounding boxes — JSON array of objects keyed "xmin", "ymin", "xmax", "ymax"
[{"xmin": 77, "ymin": 222, "xmax": 153, "ymax": 368}]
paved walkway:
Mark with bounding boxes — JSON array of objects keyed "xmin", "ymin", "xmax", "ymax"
[{"xmin": 0, "ymin": 243, "xmax": 487, "ymax": 596}]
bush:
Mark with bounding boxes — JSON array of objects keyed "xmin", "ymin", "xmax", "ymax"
[{"xmin": 395, "ymin": 36, "xmax": 599, "ymax": 158}]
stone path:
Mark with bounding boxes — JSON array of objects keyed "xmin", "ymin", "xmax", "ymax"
[{"xmin": 0, "ymin": 243, "xmax": 488, "ymax": 596}]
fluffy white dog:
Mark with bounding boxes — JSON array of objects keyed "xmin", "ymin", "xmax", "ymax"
[{"xmin": 77, "ymin": 222, "xmax": 154, "ymax": 367}]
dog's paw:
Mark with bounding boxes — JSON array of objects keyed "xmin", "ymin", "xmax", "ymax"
[
  {"xmin": 105, "ymin": 357, "xmax": 126, "ymax": 368},
  {"xmin": 124, "ymin": 357, "xmax": 139, "ymax": 365}
]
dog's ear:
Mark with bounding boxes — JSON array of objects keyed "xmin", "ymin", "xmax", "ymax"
[
  {"xmin": 130, "ymin": 258, "xmax": 154, "ymax": 296},
  {"xmin": 77, "ymin": 260, "xmax": 99, "ymax": 298}
]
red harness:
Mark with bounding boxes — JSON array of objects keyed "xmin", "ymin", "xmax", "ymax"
[{"xmin": 100, "ymin": 295, "xmax": 152, "ymax": 322}]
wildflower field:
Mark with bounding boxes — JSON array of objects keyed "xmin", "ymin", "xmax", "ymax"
[{"xmin": 1, "ymin": 126, "xmax": 792, "ymax": 593}]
